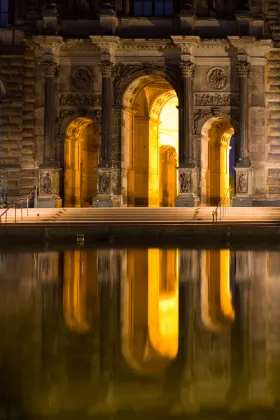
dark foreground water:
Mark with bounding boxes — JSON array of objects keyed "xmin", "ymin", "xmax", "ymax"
[{"xmin": 1, "ymin": 247, "xmax": 280, "ymax": 420}]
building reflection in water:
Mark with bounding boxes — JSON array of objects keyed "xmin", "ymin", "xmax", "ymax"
[{"xmin": 0, "ymin": 247, "xmax": 278, "ymax": 417}]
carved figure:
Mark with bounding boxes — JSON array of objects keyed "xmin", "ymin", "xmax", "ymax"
[
  {"xmin": 180, "ymin": 172, "xmax": 192, "ymax": 194},
  {"xmin": 0, "ymin": 174, "xmax": 8, "ymax": 208},
  {"xmin": 98, "ymin": 172, "xmax": 110, "ymax": 194},
  {"xmin": 207, "ymin": 67, "xmax": 227, "ymax": 90},
  {"xmin": 72, "ymin": 67, "xmax": 93, "ymax": 90},
  {"xmin": 237, "ymin": 173, "xmax": 248, "ymax": 193},
  {"xmin": 41, "ymin": 173, "xmax": 52, "ymax": 195}
]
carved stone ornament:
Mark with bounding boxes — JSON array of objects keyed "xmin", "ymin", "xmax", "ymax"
[
  {"xmin": 40, "ymin": 172, "xmax": 52, "ymax": 195},
  {"xmin": 98, "ymin": 172, "xmax": 110, "ymax": 194},
  {"xmin": 207, "ymin": 67, "xmax": 227, "ymax": 90},
  {"xmin": 42, "ymin": 60, "xmax": 59, "ymax": 77},
  {"xmin": 179, "ymin": 172, "xmax": 192, "ymax": 194},
  {"xmin": 236, "ymin": 172, "xmax": 248, "ymax": 193},
  {"xmin": 235, "ymin": 61, "xmax": 252, "ymax": 78},
  {"xmin": 180, "ymin": 60, "xmax": 196, "ymax": 78},
  {"xmin": 195, "ymin": 93, "xmax": 239, "ymax": 106},
  {"xmin": 60, "ymin": 93, "xmax": 101, "ymax": 107},
  {"xmin": 72, "ymin": 67, "xmax": 93, "ymax": 90},
  {"xmin": 99, "ymin": 61, "xmax": 115, "ymax": 77}
]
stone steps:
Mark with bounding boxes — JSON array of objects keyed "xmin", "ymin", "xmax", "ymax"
[{"xmin": 2, "ymin": 207, "xmax": 280, "ymax": 225}]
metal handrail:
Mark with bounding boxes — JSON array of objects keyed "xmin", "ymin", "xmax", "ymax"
[
  {"xmin": 0, "ymin": 186, "xmax": 38, "ymax": 224},
  {"xmin": 212, "ymin": 187, "xmax": 231, "ymax": 224}
]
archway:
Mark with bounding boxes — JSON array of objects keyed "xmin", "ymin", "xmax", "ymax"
[
  {"xmin": 122, "ymin": 75, "xmax": 179, "ymax": 207},
  {"xmin": 121, "ymin": 248, "xmax": 179, "ymax": 374},
  {"xmin": 201, "ymin": 249, "xmax": 235, "ymax": 332},
  {"xmin": 63, "ymin": 250, "xmax": 98, "ymax": 334},
  {"xmin": 64, "ymin": 118, "xmax": 99, "ymax": 207},
  {"xmin": 201, "ymin": 118, "xmax": 235, "ymax": 206}
]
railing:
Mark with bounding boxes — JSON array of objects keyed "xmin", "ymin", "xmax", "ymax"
[
  {"xmin": 0, "ymin": 186, "xmax": 38, "ymax": 224},
  {"xmin": 212, "ymin": 187, "xmax": 232, "ymax": 224}
]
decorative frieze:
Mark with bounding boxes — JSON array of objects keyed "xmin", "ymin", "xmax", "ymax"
[
  {"xmin": 195, "ymin": 93, "xmax": 239, "ymax": 106},
  {"xmin": 59, "ymin": 93, "xmax": 101, "ymax": 107}
]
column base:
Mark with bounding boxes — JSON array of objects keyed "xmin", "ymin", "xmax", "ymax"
[
  {"xmin": 232, "ymin": 196, "xmax": 252, "ymax": 207},
  {"xmin": 92, "ymin": 194, "xmax": 122, "ymax": 208},
  {"xmin": 175, "ymin": 194, "xmax": 200, "ymax": 207},
  {"xmin": 37, "ymin": 195, "xmax": 62, "ymax": 208}
]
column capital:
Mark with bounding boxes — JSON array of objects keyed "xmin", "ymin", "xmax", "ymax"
[
  {"xmin": 41, "ymin": 59, "xmax": 59, "ymax": 77},
  {"xmin": 180, "ymin": 60, "xmax": 196, "ymax": 78},
  {"xmin": 99, "ymin": 60, "xmax": 116, "ymax": 77},
  {"xmin": 235, "ymin": 60, "xmax": 252, "ymax": 78}
]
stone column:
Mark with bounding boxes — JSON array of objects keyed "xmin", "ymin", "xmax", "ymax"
[
  {"xmin": 175, "ymin": 60, "xmax": 199, "ymax": 207},
  {"xmin": 93, "ymin": 60, "xmax": 120, "ymax": 207},
  {"xmin": 232, "ymin": 59, "xmax": 252, "ymax": 207},
  {"xmin": 38, "ymin": 58, "xmax": 62, "ymax": 208}
]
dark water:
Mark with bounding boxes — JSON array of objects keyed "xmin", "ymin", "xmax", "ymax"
[{"xmin": 1, "ymin": 247, "xmax": 280, "ymax": 420}]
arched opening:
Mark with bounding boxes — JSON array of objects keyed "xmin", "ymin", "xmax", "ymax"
[
  {"xmin": 63, "ymin": 250, "xmax": 98, "ymax": 334},
  {"xmin": 122, "ymin": 75, "xmax": 179, "ymax": 207},
  {"xmin": 64, "ymin": 118, "xmax": 99, "ymax": 207},
  {"xmin": 201, "ymin": 249, "xmax": 235, "ymax": 332},
  {"xmin": 121, "ymin": 248, "xmax": 179, "ymax": 374},
  {"xmin": 201, "ymin": 118, "xmax": 235, "ymax": 206}
]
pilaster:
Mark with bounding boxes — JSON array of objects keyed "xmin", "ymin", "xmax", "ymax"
[
  {"xmin": 232, "ymin": 59, "xmax": 252, "ymax": 207},
  {"xmin": 90, "ymin": 37, "xmax": 121, "ymax": 207},
  {"xmin": 33, "ymin": 36, "xmax": 63, "ymax": 208},
  {"xmin": 171, "ymin": 40, "xmax": 200, "ymax": 207}
]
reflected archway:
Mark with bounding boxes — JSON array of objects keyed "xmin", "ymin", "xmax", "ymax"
[
  {"xmin": 63, "ymin": 250, "xmax": 98, "ymax": 333},
  {"xmin": 122, "ymin": 249, "xmax": 179, "ymax": 374},
  {"xmin": 201, "ymin": 249, "xmax": 235, "ymax": 331}
]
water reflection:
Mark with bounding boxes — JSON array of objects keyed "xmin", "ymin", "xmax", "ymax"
[{"xmin": 0, "ymin": 248, "xmax": 279, "ymax": 418}]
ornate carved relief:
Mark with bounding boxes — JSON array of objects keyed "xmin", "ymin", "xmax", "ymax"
[
  {"xmin": 235, "ymin": 61, "xmax": 252, "ymax": 78},
  {"xmin": 71, "ymin": 67, "xmax": 93, "ymax": 90},
  {"xmin": 59, "ymin": 93, "xmax": 101, "ymax": 107},
  {"xmin": 99, "ymin": 61, "xmax": 116, "ymax": 77},
  {"xmin": 207, "ymin": 67, "xmax": 227, "ymax": 90},
  {"xmin": 180, "ymin": 61, "xmax": 196, "ymax": 78},
  {"xmin": 236, "ymin": 172, "xmax": 248, "ymax": 193},
  {"xmin": 41, "ymin": 60, "xmax": 59, "ymax": 77},
  {"xmin": 98, "ymin": 172, "xmax": 110, "ymax": 194},
  {"xmin": 195, "ymin": 93, "xmax": 239, "ymax": 106},
  {"xmin": 179, "ymin": 172, "xmax": 192, "ymax": 194},
  {"xmin": 40, "ymin": 172, "xmax": 52, "ymax": 194}
]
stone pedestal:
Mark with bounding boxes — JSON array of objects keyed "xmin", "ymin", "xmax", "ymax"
[
  {"xmin": 92, "ymin": 164, "xmax": 121, "ymax": 208},
  {"xmin": 175, "ymin": 167, "xmax": 199, "ymax": 207},
  {"xmin": 37, "ymin": 165, "xmax": 62, "ymax": 208},
  {"xmin": 232, "ymin": 165, "xmax": 252, "ymax": 207}
]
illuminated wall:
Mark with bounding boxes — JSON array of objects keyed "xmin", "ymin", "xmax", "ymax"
[
  {"xmin": 122, "ymin": 248, "xmax": 179, "ymax": 374},
  {"xmin": 64, "ymin": 118, "xmax": 99, "ymax": 207},
  {"xmin": 63, "ymin": 250, "xmax": 98, "ymax": 333}
]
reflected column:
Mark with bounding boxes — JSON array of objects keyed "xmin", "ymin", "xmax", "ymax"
[
  {"xmin": 171, "ymin": 250, "xmax": 199, "ymax": 413},
  {"xmin": 89, "ymin": 248, "xmax": 120, "ymax": 414}
]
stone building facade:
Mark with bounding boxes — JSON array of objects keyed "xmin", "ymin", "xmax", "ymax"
[{"xmin": 0, "ymin": 1, "xmax": 280, "ymax": 207}]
